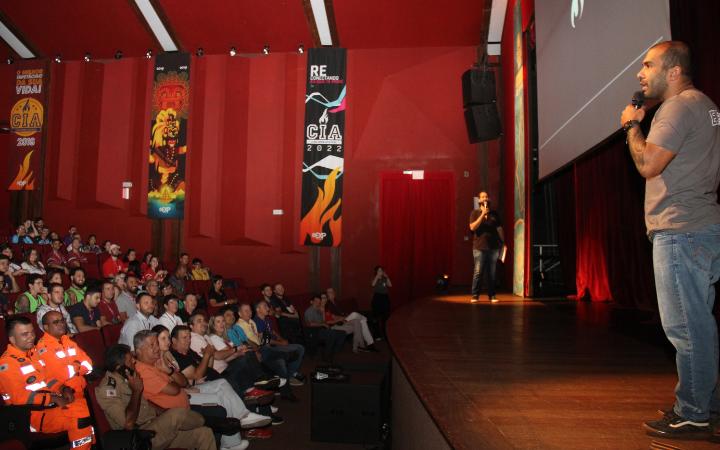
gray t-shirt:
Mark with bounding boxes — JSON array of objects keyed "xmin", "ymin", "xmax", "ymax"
[
  {"xmin": 645, "ymin": 88, "xmax": 720, "ymax": 233},
  {"xmin": 304, "ymin": 306, "xmax": 324, "ymax": 325}
]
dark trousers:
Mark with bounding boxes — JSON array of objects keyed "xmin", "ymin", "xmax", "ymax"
[
  {"xmin": 277, "ymin": 316, "xmax": 304, "ymax": 344},
  {"xmin": 317, "ymin": 328, "xmax": 346, "ymax": 361},
  {"xmin": 471, "ymin": 248, "xmax": 499, "ymax": 297}
]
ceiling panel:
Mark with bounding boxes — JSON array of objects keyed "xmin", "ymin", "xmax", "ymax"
[
  {"xmin": 2, "ymin": 0, "xmax": 158, "ymax": 60},
  {"xmin": 157, "ymin": 0, "xmax": 314, "ymax": 55}
]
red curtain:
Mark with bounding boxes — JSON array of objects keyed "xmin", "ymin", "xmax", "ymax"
[{"xmin": 379, "ymin": 172, "xmax": 455, "ymax": 308}]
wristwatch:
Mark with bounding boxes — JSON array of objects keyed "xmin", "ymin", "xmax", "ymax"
[{"xmin": 623, "ymin": 120, "xmax": 640, "ymax": 132}]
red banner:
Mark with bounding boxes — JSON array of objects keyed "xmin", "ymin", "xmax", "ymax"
[{"xmin": 7, "ymin": 62, "xmax": 48, "ymax": 191}]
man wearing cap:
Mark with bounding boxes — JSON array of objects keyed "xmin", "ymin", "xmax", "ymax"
[{"xmin": 102, "ymin": 244, "xmax": 127, "ymax": 279}]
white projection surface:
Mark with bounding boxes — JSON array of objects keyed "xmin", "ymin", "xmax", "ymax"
[{"xmin": 536, "ymin": 0, "xmax": 671, "ymax": 179}]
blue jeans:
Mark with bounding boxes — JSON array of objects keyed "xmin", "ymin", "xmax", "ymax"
[
  {"xmin": 471, "ymin": 248, "xmax": 499, "ymax": 297},
  {"xmin": 652, "ymin": 223, "xmax": 720, "ymax": 421}
]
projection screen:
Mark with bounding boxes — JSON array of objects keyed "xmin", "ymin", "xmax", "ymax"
[{"xmin": 536, "ymin": 0, "xmax": 671, "ymax": 179}]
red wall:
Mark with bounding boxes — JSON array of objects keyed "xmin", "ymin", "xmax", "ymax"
[{"xmin": 1, "ymin": 46, "xmax": 483, "ymax": 306}]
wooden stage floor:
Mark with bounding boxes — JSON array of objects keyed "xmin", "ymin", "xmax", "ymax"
[{"xmin": 387, "ymin": 293, "xmax": 719, "ymax": 450}]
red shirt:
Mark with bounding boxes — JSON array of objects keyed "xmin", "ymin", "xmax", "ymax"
[
  {"xmin": 102, "ymin": 257, "xmax": 126, "ymax": 278},
  {"xmin": 97, "ymin": 299, "xmax": 122, "ymax": 323}
]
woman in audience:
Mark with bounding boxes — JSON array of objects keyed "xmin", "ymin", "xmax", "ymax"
[
  {"xmin": 80, "ymin": 234, "xmax": 102, "ymax": 253},
  {"xmin": 222, "ymin": 307, "xmax": 249, "ymax": 347},
  {"xmin": 23, "ymin": 220, "xmax": 39, "ymax": 239},
  {"xmin": 152, "ymin": 324, "xmax": 182, "ymax": 372},
  {"xmin": 21, "ymin": 248, "xmax": 47, "ymax": 275},
  {"xmin": 140, "ymin": 251, "xmax": 153, "ymax": 273},
  {"xmin": 123, "ymin": 248, "xmax": 142, "ymax": 278},
  {"xmin": 1, "ymin": 245, "xmax": 26, "ymax": 276},
  {"xmin": 142, "ymin": 256, "xmax": 168, "ymax": 283},
  {"xmin": 208, "ymin": 275, "xmax": 237, "ymax": 309}
]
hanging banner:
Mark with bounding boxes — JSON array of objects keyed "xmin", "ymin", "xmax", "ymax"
[
  {"xmin": 7, "ymin": 62, "xmax": 48, "ymax": 190},
  {"xmin": 148, "ymin": 52, "xmax": 190, "ymax": 219},
  {"xmin": 299, "ymin": 48, "xmax": 346, "ymax": 247}
]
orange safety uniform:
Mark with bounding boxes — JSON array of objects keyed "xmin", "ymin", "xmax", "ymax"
[
  {"xmin": 0, "ymin": 343, "xmax": 95, "ymax": 449},
  {"xmin": 33, "ymin": 333, "xmax": 93, "ymax": 395}
]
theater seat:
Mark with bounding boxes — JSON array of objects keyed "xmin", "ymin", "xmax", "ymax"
[
  {"xmin": 0, "ymin": 317, "xmax": 6, "ymax": 353},
  {"xmin": 101, "ymin": 323, "xmax": 123, "ymax": 348},
  {"xmin": 73, "ymin": 329, "xmax": 106, "ymax": 373}
]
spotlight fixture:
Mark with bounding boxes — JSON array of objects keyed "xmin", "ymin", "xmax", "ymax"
[
  {"xmin": 436, "ymin": 274, "xmax": 450, "ymax": 291},
  {"xmin": 229, "ymin": 46, "xmax": 237, "ymax": 57},
  {"xmin": 83, "ymin": 52, "xmax": 91, "ymax": 62},
  {"xmin": 145, "ymin": 49, "xmax": 153, "ymax": 59},
  {"xmin": 54, "ymin": 54, "xmax": 62, "ymax": 63},
  {"xmin": 298, "ymin": 44, "xmax": 304, "ymax": 54},
  {"xmin": 6, "ymin": 56, "xmax": 13, "ymax": 65},
  {"xmin": 262, "ymin": 44, "xmax": 270, "ymax": 55},
  {"xmin": 196, "ymin": 47, "xmax": 204, "ymax": 57},
  {"xmin": 114, "ymin": 50, "xmax": 123, "ymax": 60}
]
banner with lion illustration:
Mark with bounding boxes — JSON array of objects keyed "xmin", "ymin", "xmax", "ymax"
[
  {"xmin": 7, "ymin": 61, "xmax": 48, "ymax": 191},
  {"xmin": 300, "ymin": 48, "xmax": 346, "ymax": 247},
  {"xmin": 148, "ymin": 52, "xmax": 190, "ymax": 219}
]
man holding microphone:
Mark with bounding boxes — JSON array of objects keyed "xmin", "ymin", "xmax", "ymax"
[
  {"xmin": 620, "ymin": 40, "xmax": 720, "ymax": 440},
  {"xmin": 469, "ymin": 191, "xmax": 504, "ymax": 303}
]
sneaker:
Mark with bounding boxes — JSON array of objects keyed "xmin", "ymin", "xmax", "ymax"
[
  {"xmin": 270, "ymin": 405, "xmax": 279, "ymax": 414},
  {"xmin": 644, "ymin": 411, "xmax": 713, "ymax": 440},
  {"xmin": 658, "ymin": 407, "xmax": 720, "ymax": 427},
  {"xmin": 293, "ymin": 372, "xmax": 306, "ymax": 383},
  {"xmin": 470, "ymin": 296, "xmax": 480, "ymax": 303},
  {"xmin": 244, "ymin": 427, "xmax": 273, "ymax": 439},
  {"xmin": 221, "ymin": 441, "xmax": 249, "ymax": 450},
  {"xmin": 289, "ymin": 376, "xmax": 304, "ymax": 386},
  {"xmin": 278, "ymin": 377, "xmax": 287, "ymax": 388},
  {"xmin": 254, "ymin": 376, "xmax": 281, "ymax": 390},
  {"xmin": 271, "ymin": 414, "xmax": 284, "ymax": 425},
  {"xmin": 243, "ymin": 388, "xmax": 275, "ymax": 406},
  {"xmin": 490, "ymin": 297, "xmax": 499, "ymax": 303},
  {"xmin": 240, "ymin": 412, "xmax": 272, "ymax": 429}
]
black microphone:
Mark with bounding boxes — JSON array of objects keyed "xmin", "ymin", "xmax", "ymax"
[{"xmin": 632, "ymin": 90, "xmax": 645, "ymax": 110}]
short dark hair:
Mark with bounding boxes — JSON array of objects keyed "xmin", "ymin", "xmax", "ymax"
[
  {"xmin": 151, "ymin": 324, "xmax": 168, "ymax": 335},
  {"xmin": 654, "ymin": 40, "xmax": 692, "ymax": 79},
  {"xmin": 163, "ymin": 295, "xmax": 179, "ymax": 306},
  {"xmin": 219, "ymin": 306, "xmax": 236, "ymax": 321},
  {"xmin": 84, "ymin": 286, "xmax": 101, "ymax": 298},
  {"xmin": 0, "ymin": 254, "xmax": 9, "ymax": 262},
  {"xmin": 179, "ymin": 253, "xmax": 189, "ymax": 258},
  {"xmin": 70, "ymin": 267, "xmax": 85, "ymax": 277},
  {"xmin": 27, "ymin": 273, "xmax": 43, "ymax": 288},
  {"xmin": 192, "ymin": 258, "xmax": 202, "ymax": 265},
  {"xmin": 105, "ymin": 344, "xmax": 132, "ymax": 373},
  {"xmin": 5, "ymin": 315, "xmax": 32, "ymax": 336},
  {"xmin": 136, "ymin": 292, "xmax": 152, "ymax": 303},
  {"xmin": 171, "ymin": 325, "xmax": 191, "ymax": 340},
  {"xmin": 48, "ymin": 282, "xmax": 64, "ymax": 294},
  {"xmin": 260, "ymin": 283, "xmax": 271, "ymax": 291}
]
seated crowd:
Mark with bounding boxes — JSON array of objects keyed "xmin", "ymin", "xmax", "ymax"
[{"xmin": 0, "ymin": 219, "xmax": 382, "ymax": 450}]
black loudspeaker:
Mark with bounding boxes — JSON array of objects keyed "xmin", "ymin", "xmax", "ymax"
[
  {"xmin": 311, "ymin": 372, "xmax": 387, "ymax": 444},
  {"xmin": 464, "ymin": 103, "xmax": 502, "ymax": 143},
  {"xmin": 462, "ymin": 69, "xmax": 496, "ymax": 107}
]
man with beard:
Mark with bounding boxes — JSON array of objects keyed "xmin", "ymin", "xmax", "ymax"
[
  {"xmin": 114, "ymin": 273, "xmax": 137, "ymax": 318},
  {"xmin": 69, "ymin": 287, "xmax": 103, "ymax": 332},
  {"xmin": 66, "ymin": 267, "xmax": 87, "ymax": 306},
  {"xmin": 620, "ymin": 41, "xmax": 720, "ymax": 440},
  {"xmin": 37, "ymin": 283, "xmax": 79, "ymax": 334},
  {"xmin": 46, "ymin": 238, "xmax": 70, "ymax": 275},
  {"xmin": 102, "ymin": 244, "xmax": 127, "ymax": 278},
  {"xmin": 468, "ymin": 191, "xmax": 504, "ymax": 303},
  {"xmin": 119, "ymin": 293, "xmax": 160, "ymax": 350}
]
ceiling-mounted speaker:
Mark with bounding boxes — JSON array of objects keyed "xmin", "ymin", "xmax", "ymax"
[
  {"xmin": 464, "ymin": 103, "xmax": 502, "ymax": 143},
  {"xmin": 462, "ymin": 69, "xmax": 496, "ymax": 107}
]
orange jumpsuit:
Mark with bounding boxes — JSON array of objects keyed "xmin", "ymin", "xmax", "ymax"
[
  {"xmin": 0, "ymin": 344, "xmax": 94, "ymax": 449},
  {"xmin": 34, "ymin": 333, "xmax": 93, "ymax": 395}
]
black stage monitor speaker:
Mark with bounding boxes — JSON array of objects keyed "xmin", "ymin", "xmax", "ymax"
[
  {"xmin": 464, "ymin": 103, "xmax": 502, "ymax": 143},
  {"xmin": 462, "ymin": 69, "xmax": 497, "ymax": 107}
]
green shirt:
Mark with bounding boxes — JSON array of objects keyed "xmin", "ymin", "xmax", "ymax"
[{"xmin": 16, "ymin": 291, "xmax": 44, "ymax": 313}]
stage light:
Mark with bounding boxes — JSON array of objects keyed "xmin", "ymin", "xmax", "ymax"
[
  {"xmin": 262, "ymin": 44, "xmax": 270, "ymax": 55},
  {"xmin": 83, "ymin": 52, "xmax": 91, "ymax": 62},
  {"xmin": 298, "ymin": 44, "xmax": 304, "ymax": 54},
  {"xmin": 54, "ymin": 54, "xmax": 62, "ymax": 63},
  {"xmin": 436, "ymin": 274, "xmax": 450, "ymax": 291},
  {"xmin": 196, "ymin": 47, "xmax": 204, "ymax": 57},
  {"xmin": 6, "ymin": 56, "xmax": 13, "ymax": 65},
  {"xmin": 145, "ymin": 49, "xmax": 153, "ymax": 59},
  {"xmin": 229, "ymin": 46, "xmax": 237, "ymax": 57},
  {"xmin": 114, "ymin": 50, "xmax": 123, "ymax": 60}
]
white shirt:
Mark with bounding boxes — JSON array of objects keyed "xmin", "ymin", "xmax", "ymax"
[
  {"xmin": 36, "ymin": 303, "xmax": 78, "ymax": 335},
  {"xmin": 21, "ymin": 261, "xmax": 46, "ymax": 275},
  {"xmin": 158, "ymin": 312, "xmax": 184, "ymax": 333},
  {"xmin": 119, "ymin": 311, "xmax": 159, "ymax": 350},
  {"xmin": 190, "ymin": 332, "xmax": 228, "ymax": 374}
]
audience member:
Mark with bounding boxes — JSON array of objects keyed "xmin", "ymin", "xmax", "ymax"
[
  {"xmin": 46, "ymin": 238, "xmax": 70, "ymax": 274},
  {"xmin": 66, "ymin": 267, "xmax": 87, "ymax": 306},
  {"xmin": 66, "ymin": 237, "xmax": 88, "ymax": 267},
  {"xmin": 37, "ymin": 282, "xmax": 79, "ymax": 334},
  {"xmin": 190, "ymin": 258, "xmax": 211, "ymax": 280},
  {"xmin": 102, "ymin": 244, "xmax": 127, "ymax": 278},
  {"xmin": 123, "ymin": 248, "xmax": 142, "ymax": 278},
  {"xmin": 140, "ymin": 251, "xmax": 153, "ymax": 273},
  {"xmin": 10, "ymin": 224, "xmax": 34, "ymax": 244},
  {"xmin": 325, "ymin": 287, "xmax": 377, "ymax": 352},
  {"xmin": 168, "ymin": 264, "xmax": 187, "ymax": 297},
  {"xmin": 132, "ymin": 330, "xmax": 251, "ymax": 450},
  {"xmin": 96, "ymin": 344, "xmax": 216, "ymax": 450},
  {"xmin": 36, "ymin": 226, "xmax": 51, "ymax": 244},
  {"xmin": 69, "ymin": 286, "xmax": 102, "ymax": 332},
  {"xmin": 304, "ymin": 295, "xmax": 346, "ymax": 362},
  {"xmin": 1, "ymin": 244, "xmax": 25, "ymax": 275},
  {"xmin": 269, "ymin": 283, "xmax": 303, "ymax": 344},
  {"xmin": 80, "ymin": 234, "xmax": 101, "ymax": 254},
  {"xmin": 63, "ymin": 225, "xmax": 78, "ymax": 246},
  {"xmin": 0, "ymin": 254, "xmax": 19, "ymax": 293},
  {"xmin": 114, "ymin": 273, "xmax": 137, "ymax": 318},
  {"xmin": 98, "ymin": 280, "xmax": 123, "ymax": 325},
  {"xmin": 119, "ymin": 292, "xmax": 159, "ymax": 349},
  {"xmin": 15, "ymin": 273, "xmax": 47, "ymax": 313},
  {"xmin": 142, "ymin": 256, "xmax": 168, "ymax": 283},
  {"xmin": 0, "ymin": 316, "xmax": 94, "ymax": 449},
  {"xmin": 178, "ymin": 293, "xmax": 198, "ymax": 323},
  {"xmin": 208, "ymin": 275, "xmax": 236, "ymax": 309},
  {"xmin": 177, "ymin": 253, "xmax": 191, "ymax": 272},
  {"xmin": 21, "ymin": 247, "xmax": 47, "ymax": 275},
  {"xmin": 159, "ymin": 296, "xmax": 184, "ymax": 332}
]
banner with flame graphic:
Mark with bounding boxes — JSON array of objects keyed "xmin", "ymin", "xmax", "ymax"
[
  {"xmin": 147, "ymin": 52, "xmax": 190, "ymax": 219},
  {"xmin": 7, "ymin": 62, "xmax": 48, "ymax": 191},
  {"xmin": 300, "ymin": 48, "xmax": 346, "ymax": 247}
]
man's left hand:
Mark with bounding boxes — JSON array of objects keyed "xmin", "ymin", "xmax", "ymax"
[{"xmin": 621, "ymin": 104, "xmax": 645, "ymax": 126}]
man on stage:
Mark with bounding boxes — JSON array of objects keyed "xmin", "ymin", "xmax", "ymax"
[
  {"xmin": 469, "ymin": 191, "xmax": 504, "ymax": 303},
  {"xmin": 620, "ymin": 40, "xmax": 720, "ymax": 440}
]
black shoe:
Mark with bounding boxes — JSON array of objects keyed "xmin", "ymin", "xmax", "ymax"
[
  {"xmin": 356, "ymin": 346, "xmax": 372, "ymax": 353},
  {"xmin": 271, "ymin": 414, "xmax": 284, "ymax": 426},
  {"xmin": 644, "ymin": 411, "xmax": 713, "ymax": 440},
  {"xmin": 293, "ymin": 372, "xmax": 306, "ymax": 383},
  {"xmin": 366, "ymin": 344, "xmax": 380, "ymax": 353},
  {"xmin": 254, "ymin": 376, "xmax": 281, "ymax": 390},
  {"xmin": 658, "ymin": 407, "xmax": 720, "ymax": 427}
]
